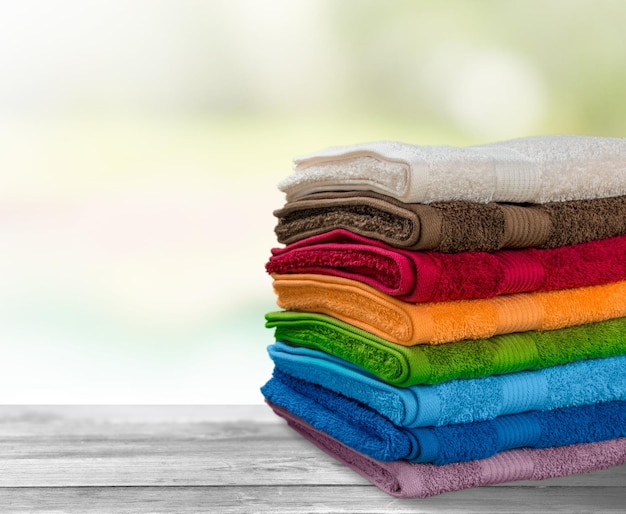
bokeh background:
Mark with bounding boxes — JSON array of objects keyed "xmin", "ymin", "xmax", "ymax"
[{"xmin": 1, "ymin": 0, "xmax": 625, "ymax": 403}]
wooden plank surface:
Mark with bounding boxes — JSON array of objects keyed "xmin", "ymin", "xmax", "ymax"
[
  {"xmin": 0, "ymin": 405, "xmax": 624, "ymax": 513},
  {"xmin": 3, "ymin": 486, "xmax": 626, "ymax": 514}
]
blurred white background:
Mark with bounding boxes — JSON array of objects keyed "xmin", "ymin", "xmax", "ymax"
[{"xmin": 1, "ymin": 0, "xmax": 625, "ymax": 403}]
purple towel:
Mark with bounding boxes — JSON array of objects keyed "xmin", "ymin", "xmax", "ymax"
[{"xmin": 268, "ymin": 402, "xmax": 626, "ymax": 499}]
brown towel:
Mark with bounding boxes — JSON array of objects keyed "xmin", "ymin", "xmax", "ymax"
[{"xmin": 274, "ymin": 191, "xmax": 626, "ymax": 252}]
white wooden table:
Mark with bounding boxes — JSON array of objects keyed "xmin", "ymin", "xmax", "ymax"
[{"xmin": 0, "ymin": 405, "xmax": 624, "ymax": 513}]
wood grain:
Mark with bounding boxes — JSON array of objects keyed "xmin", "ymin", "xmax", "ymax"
[
  {"xmin": 2, "ymin": 486, "xmax": 626, "ymax": 514},
  {"xmin": 0, "ymin": 406, "xmax": 624, "ymax": 513}
]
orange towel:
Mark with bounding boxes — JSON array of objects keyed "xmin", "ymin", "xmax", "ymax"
[{"xmin": 272, "ymin": 273, "xmax": 626, "ymax": 345}]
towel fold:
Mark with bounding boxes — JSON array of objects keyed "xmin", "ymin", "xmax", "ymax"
[
  {"xmin": 266, "ymin": 311, "xmax": 626, "ymax": 386},
  {"xmin": 262, "ymin": 369, "xmax": 626, "ymax": 464},
  {"xmin": 267, "ymin": 230, "xmax": 626, "ymax": 302},
  {"xmin": 273, "ymin": 274, "xmax": 626, "ymax": 346},
  {"xmin": 274, "ymin": 191, "xmax": 626, "ymax": 252},
  {"xmin": 268, "ymin": 342, "xmax": 626, "ymax": 427},
  {"xmin": 273, "ymin": 274, "xmax": 626, "ymax": 345},
  {"xmin": 269, "ymin": 402, "xmax": 626, "ymax": 498},
  {"xmin": 280, "ymin": 135, "xmax": 626, "ymax": 203}
]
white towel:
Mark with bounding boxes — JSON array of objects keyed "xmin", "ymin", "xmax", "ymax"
[{"xmin": 279, "ymin": 135, "xmax": 626, "ymax": 204}]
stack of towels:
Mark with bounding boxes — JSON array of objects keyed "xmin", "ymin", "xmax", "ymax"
[{"xmin": 261, "ymin": 135, "xmax": 626, "ymax": 498}]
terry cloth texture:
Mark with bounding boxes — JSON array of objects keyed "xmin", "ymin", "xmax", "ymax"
[
  {"xmin": 266, "ymin": 311, "xmax": 626, "ymax": 386},
  {"xmin": 268, "ymin": 343, "xmax": 626, "ymax": 427},
  {"xmin": 279, "ymin": 135, "xmax": 626, "ymax": 204},
  {"xmin": 274, "ymin": 191, "xmax": 626, "ymax": 252},
  {"xmin": 262, "ymin": 370, "xmax": 626, "ymax": 464},
  {"xmin": 269, "ymin": 402, "xmax": 626, "ymax": 499},
  {"xmin": 267, "ymin": 230, "xmax": 626, "ymax": 302},
  {"xmin": 272, "ymin": 273, "xmax": 626, "ymax": 345}
]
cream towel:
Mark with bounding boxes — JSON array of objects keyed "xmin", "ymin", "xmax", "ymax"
[{"xmin": 279, "ymin": 135, "xmax": 626, "ymax": 203}]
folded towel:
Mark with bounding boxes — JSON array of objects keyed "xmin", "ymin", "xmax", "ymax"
[
  {"xmin": 269, "ymin": 402, "xmax": 626, "ymax": 499},
  {"xmin": 268, "ymin": 343, "xmax": 626, "ymax": 427},
  {"xmin": 280, "ymin": 135, "xmax": 626, "ymax": 203},
  {"xmin": 274, "ymin": 191, "xmax": 626, "ymax": 252},
  {"xmin": 262, "ymin": 370, "xmax": 626, "ymax": 464},
  {"xmin": 273, "ymin": 274, "xmax": 626, "ymax": 345},
  {"xmin": 266, "ymin": 311, "xmax": 626, "ymax": 386},
  {"xmin": 267, "ymin": 230, "xmax": 626, "ymax": 302}
]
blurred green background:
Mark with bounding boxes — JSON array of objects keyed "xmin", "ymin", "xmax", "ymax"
[{"xmin": 1, "ymin": 0, "xmax": 625, "ymax": 403}]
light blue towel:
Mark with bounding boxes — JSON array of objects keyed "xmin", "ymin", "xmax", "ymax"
[{"xmin": 268, "ymin": 342, "xmax": 626, "ymax": 427}]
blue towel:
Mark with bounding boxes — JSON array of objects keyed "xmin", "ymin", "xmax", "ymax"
[
  {"xmin": 261, "ymin": 368, "xmax": 626, "ymax": 464},
  {"xmin": 268, "ymin": 342, "xmax": 626, "ymax": 427}
]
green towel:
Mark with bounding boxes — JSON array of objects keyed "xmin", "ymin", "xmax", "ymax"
[{"xmin": 266, "ymin": 311, "xmax": 626, "ymax": 386}]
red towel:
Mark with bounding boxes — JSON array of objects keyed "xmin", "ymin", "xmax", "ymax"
[{"xmin": 267, "ymin": 229, "xmax": 626, "ymax": 302}]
